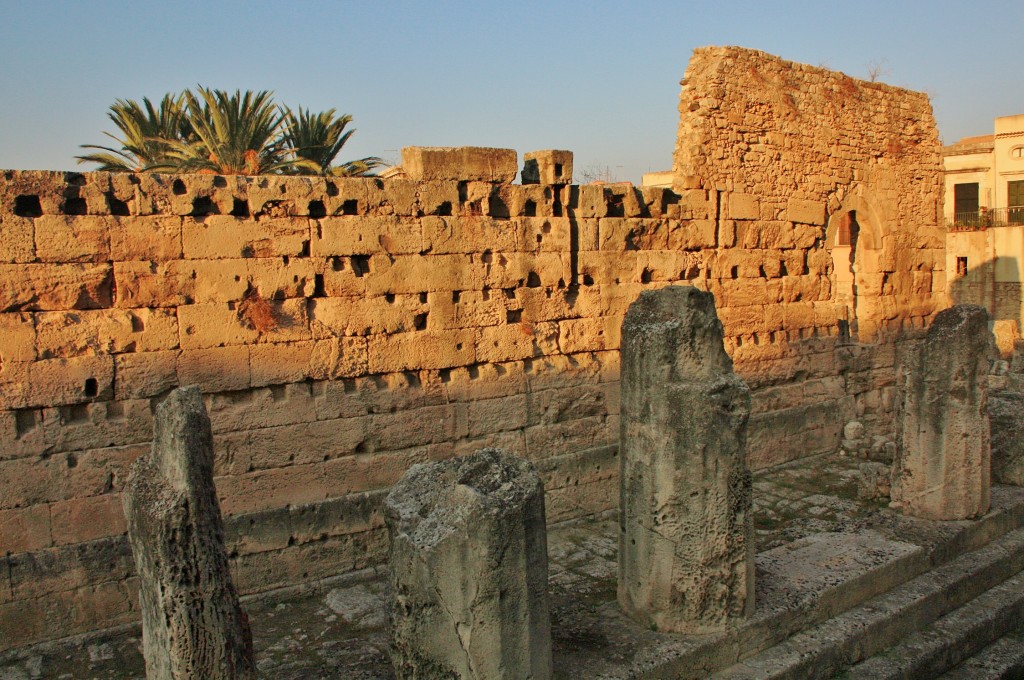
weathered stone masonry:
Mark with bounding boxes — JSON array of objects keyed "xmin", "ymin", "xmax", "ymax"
[{"xmin": 0, "ymin": 45, "xmax": 946, "ymax": 648}]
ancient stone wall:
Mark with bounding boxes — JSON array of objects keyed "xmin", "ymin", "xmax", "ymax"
[
  {"xmin": 0, "ymin": 47, "xmax": 947, "ymax": 648},
  {"xmin": 674, "ymin": 45, "xmax": 945, "ymax": 445}
]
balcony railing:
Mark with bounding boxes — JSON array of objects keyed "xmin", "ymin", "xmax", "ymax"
[{"xmin": 946, "ymin": 207, "xmax": 1024, "ymax": 230}]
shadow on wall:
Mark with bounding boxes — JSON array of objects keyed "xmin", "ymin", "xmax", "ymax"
[{"xmin": 948, "ymin": 255, "xmax": 1022, "ymax": 356}]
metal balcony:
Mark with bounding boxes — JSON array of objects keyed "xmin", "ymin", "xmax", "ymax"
[{"xmin": 946, "ymin": 207, "xmax": 1024, "ymax": 230}]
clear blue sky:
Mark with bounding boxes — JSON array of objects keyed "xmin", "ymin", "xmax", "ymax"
[{"xmin": 1, "ymin": 0, "xmax": 1020, "ymax": 183}]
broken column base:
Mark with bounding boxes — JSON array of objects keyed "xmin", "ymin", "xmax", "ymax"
[{"xmin": 384, "ymin": 448, "xmax": 553, "ymax": 679}]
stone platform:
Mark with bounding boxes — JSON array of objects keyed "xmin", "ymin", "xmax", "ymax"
[{"xmin": 3, "ymin": 452, "xmax": 1024, "ymax": 679}]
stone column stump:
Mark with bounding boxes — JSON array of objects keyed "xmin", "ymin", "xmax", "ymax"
[
  {"xmin": 384, "ymin": 448, "xmax": 553, "ymax": 680},
  {"xmin": 619, "ymin": 286, "xmax": 754, "ymax": 634},
  {"xmin": 123, "ymin": 387, "xmax": 255, "ymax": 680},
  {"xmin": 892, "ymin": 304, "xmax": 993, "ymax": 520}
]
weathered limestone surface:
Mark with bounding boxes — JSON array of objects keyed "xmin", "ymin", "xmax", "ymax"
[
  {"xmin": 619, "ymin": 286, "xmax": 754, "ymax": 633},
  {"xmin": 0, "ymin": 46, "xmax": 949, "ymax": 648},
  {"xmin": 990, "ymin": 391, "xmax": 1024, "ymax": 485},
  {"xmin": 521, "ymin": 150, "xmax": 573, "ymax": 185},
  {"xmin": 122, "ymin": 387, "xmax": 255, "ymax": 680},
  {"xmin": 384, "ymin": 447, "xmax": 552, "ymax": 679},
  {"xmin": 401, "ymin": 146, "xmax": 518, "ymax": 182},
  {"xmin": 892, "ymin": 305, "xmax": 993, "ymax": 520}
]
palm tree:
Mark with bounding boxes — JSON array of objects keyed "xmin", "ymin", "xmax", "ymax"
[
  {"xmin": 281, "ymin": 107, "xmax": 384, "ymax": 176},
  {"xmin": 152, "ymin": 88, "xmax": 318, "ymax": 175},
  {"xmin": 76, "ymin": 94, "xmax": 192, "ymax": 172}
]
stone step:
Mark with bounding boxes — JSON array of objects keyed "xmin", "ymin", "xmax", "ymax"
[
  {"xmin": 707, "ymin": 526, "xmax": 1024, "ymax": 680},
  {"xmin": 840, "ymin": 569, "xmax": 1024, "ymax": 679},
  {"xmin": 936, "ymin": 627, "xmax": 1024, "ymax": 680},
  {"xmin": 613, "ymin": 489, "xmax": 1024, "ymax": 679}
]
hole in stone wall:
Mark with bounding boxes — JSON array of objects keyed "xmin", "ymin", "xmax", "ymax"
[
  {"xmin": 213, "ymin": 176, "xmax": 227, "ymax": 188},
  {"xmin": 325, "ymin": 182, "xmax": 339, "ymax": 197},
  {"xmin": 404, "ymin": 371, "xmax": 421, "ymax": 387},
  {"xmin": 384, "ymin": 293, "xmax": 396, "ymax": 304},
  {"xmin": 270, "ymin": 385, "xmax": 288, "ymax": 402},
  {"xmin": 488, "ymin": 193, "xmax": 510, "ymax": 218},
  {"xmin": 640, "ymin": 269, "xmax": 653, "ymax": 284},
  {"xmin": 300, "ymin": 240, "xmax": 310, "ymax": 257},
  {"xmin": 83, "ymin": 378, "xmax": 98, "ymax": 398},
  {"xmin": 452, "ymin": 290, "xmax": 461, "ymax": 303},
  {"xmin": 341, "ymin": 199, "xmax": 358, "ymax": 215},
  {"xmin": 780, "ymin": 260, "xmax": 789, "ymax": 276},
  {"xmin": 351, "ymin": 255, "xmax": 371, "ymax": 277},
  {"xmin": 192, "ymin": 196, "xmax": 218, "ymax": 216},
  {"xmin": 332, "ymin": 257, "xmax": 345, "ymax": 271},
  {"xmin": 583, "ymin": 274, "xmax": 595, "ymax": 286},
  {"xmin": 419, "ymin": 292, "xmax": 427, "ymax": 303},
  {"xmin": 106, "ymin": 194, "xmax": 130, "ymax": 216},
  {"xmin": 343, "ymin": 378, "xmax": 357, "ymax": 393},
  {"xmin": 524, "ymin": 200, "xmax": 537, "ymax": 217},
  {"xmin": 172, "ymin": 179, "xmax": 187, "ymax": 195},
  {"xmin": 13, "ymin": 195, "xmax": 42, "ymax": 217},
  {"xmin": 526, "ymin": 272, "xmax": 542, "ymax": 288},
  {"xmin": 231, "ymin": 199, "xmax": 250, "ymax": 217},
  {"xmin": 468, "ymin": 365, "xmax": 480, "ymax": 380},
  {"xmin": 481, "ymin": 250, "xmax": 494, "ymax": 264},
  {"xmin": 66, "ymin": 453, "xmax": 78, "ymax": 468},
  {"xmin": 130, "ymin": 313, "xmax": 145, "ymax": 332},
  {"xmin": 308, "ymin": 200, "xmax": 326, "ymax": 218},
  {"xmin": 507, "ymin": 309, "xmax": 522, "ymax": 323},
  {"xmin": 523, "ymin": 358, "xmax": 534, "ymax": 373},
  {"xmin": 63, "ymin": 197, "xmax": 87, "ymax": 215},
  {"xmin": 313, "ymin": 274, "xmax": 326, "ymax": 297},
  {"xmin": 62, "ymin": 404, "xmax": 90, "ymax": 425},
  {"xmin": 439, "ymin": 368, "xmax": 452, "ymax": 383},
  {"xmin": 730, "ymin": 265, "xmax": 739, "ymax": 279},
  {"xmin": 554, "ymin": 163, "xmax": 564, "ymax": 178},
  {"xmin": 435, "ymin": 201, "xmax": 452, "ymax": 216},
  {"xmin": 15, "ymin": 410, "xmax": 37, "ymax": 437},
  {"xmin": 607, "ymin": 193, "xmax": 625, "ymax": 218},
  {"xmin": 415, "ymin": 311, "xmax": 428, "ymax": 328}
]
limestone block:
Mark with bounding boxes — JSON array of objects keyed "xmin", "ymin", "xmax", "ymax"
[
  {"xmin": 573, "ymin": 185, "xmax": 609, "ymax": 218},
  {"xmin": 426, "ymin": 290, "xmax": 507, "ymax": 330},
  {"xmin": 401, "ymin": 146, "xmax": 518, "ymax": 183},
  {"xmin": 312, "ymin": 215, "xmax": 423, "ymax": 257},
  {"xmin": 311, "ymin": 295, "xmax": 429, "ymax": 337},
  {"xmin": 384, "ymin": 448, "xmax": 552, "ymax": 680},
  {"xmin": 989, "ymin": 391, "xmax": 1024, "ymax": 486},
  {"xmin": 34, "ymin": 215, "xmax": 113, "ymax": 262},
  {"xmin": 109, "ymin": 216, "xmax": 183, "ymax": 261},
  {"xmin": 368, "ymin": 329, "xmax": 476, "ymax": 373},
  {"xmin": 784, "ymin": 198, "xmax": 825, "ymax": 225},
  {"xmin": 0, "ymin": 312, "xmax": 36, "ymax": 362},
  {"xmin": 599, "ymin": 218, "xmax": 669, "ymax": 251},
  {"xmin": 668, "ymin": 219, "xmax": 717, "ymax": 250},
  {"xmin": 0, "ymin": 263, "xmax": 113, "ymax": 312},
  {"xmin": 416, "ymin": 181, "xmax": 461, "ymax": 217},
  {"xmin": 421, "ymin": 215, "xmax": 518, "ymax": 254},
  {"xmin": 22, "ymin": 355, "xmax": 114, "ymax": 407},
  {"xmin": 0, "ymin": 213, "xmax": 34, "ymax": 263},
  {"xmin": 521, "ymin": 149, "xmax": 573, "ymax": 185},
  {"xmin": 724, "ymin": 192, "xmax": 760, "ymax": 220},
  {"xmin": 115, "ymin": 350, "xmax": 180, "ymax": 399},
  {"xmin": 619, "ymin": 286, "xmax": 754, "ymax": 633},
  {"xmin": 362, "ymin": 253, "xmax": 483, "ymax": 295},
  {"xmin": 182, "ymin": 215, "xmax": 309, "ymax": 259},
  {"xmin": 50, "ymin": 493, "xmax": 127, "ymax": 546},
  {"xmin": 476, "ymin": 324, "xmax": 537, "ymax": 364},
  {"xmin": 176, "ymin": 346, "xmax": 251, "ymax": 393},
  {"xmin": 308, "ymin": 337, "xmax": 368, "ymax": 379},
  {"xmin": 36, "ymin": 308, "xmax": 178, "ymax": 358},
  {"xmin": 113, "ymin": 260, "xmax": 195, "ymax": 308},
  {"xmin": 123, "ymin": 387, "xmax": 256, "ymax": 679},
  {"xmin": 516, "ymin": 216, "xmax": 571, "ymax": 253},
  {"xmin": 892, "ymin": 305, "xmax": 992, "ymax": 520},
  {"xmin": 0, "ymin": 505, "xmax": 52, "ymax": 554}
]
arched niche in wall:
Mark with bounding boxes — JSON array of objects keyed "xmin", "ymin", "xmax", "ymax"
[{"xmin": 824, "ymin": 189, "xmax": 887, "ymax": 343}]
